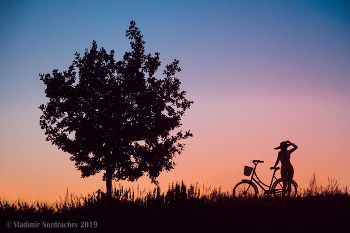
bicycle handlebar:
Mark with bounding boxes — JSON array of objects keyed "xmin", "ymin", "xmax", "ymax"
[{"xmin": 253, "ymin": 160, "xmax": 264, "ymax": 163}]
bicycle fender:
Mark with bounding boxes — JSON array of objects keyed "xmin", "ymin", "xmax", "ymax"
[
  {"xmin": 274, "ymin": 178, "xmax": 298, "ymax": 187},
  {"xmin": 241, "ymin": 179, "xmax": 251, "ymax": 182},
  {"xmin": 292, "ymin": 179, "xmax": 298, "ymax": 187}
]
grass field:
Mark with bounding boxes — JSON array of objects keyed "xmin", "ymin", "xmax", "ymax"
[{"xmin": 1, "ymin": 175, "xmax": 349, "ymax": 232}]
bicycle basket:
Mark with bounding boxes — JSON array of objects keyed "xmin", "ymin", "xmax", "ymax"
[{"xmin": 244, "ymin": 166, "xmax": 253, "ymax": 176}]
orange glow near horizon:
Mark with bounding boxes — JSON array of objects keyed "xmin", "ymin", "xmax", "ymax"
[{"xmin": 1, "ymin": 91, "xmax": 349, "ymax": 203}]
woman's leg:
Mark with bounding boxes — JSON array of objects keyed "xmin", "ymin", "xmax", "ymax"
[
  {"xmin": 281, "ymin": 168, "xmax": 288, "ymax": 197},
  {"xmin": 287, "ymin": 166, "xmax": 294, "ymax": 197}
]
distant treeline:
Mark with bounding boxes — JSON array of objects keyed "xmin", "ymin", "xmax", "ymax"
[{"xmin": 1, "ymin": 175, "xmax": 349, "ymax": 232}]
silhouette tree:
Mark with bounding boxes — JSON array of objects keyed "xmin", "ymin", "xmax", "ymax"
[{"xmin": 39, "ymin": 21, "xmax": 193, "ymax": 197}]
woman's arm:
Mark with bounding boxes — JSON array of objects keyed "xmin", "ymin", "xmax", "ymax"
[
  {"xmin": 271, "ymin": 153, "xmax": 280, "ymax": 169},
  {"xmin": 287, "ymin": 140, "xmax": 298, "ymax": 153}
]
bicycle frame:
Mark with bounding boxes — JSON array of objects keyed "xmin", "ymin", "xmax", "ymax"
[{"xmin": 243, "ymin": 161, "xmax": 279, "ymax": 195}]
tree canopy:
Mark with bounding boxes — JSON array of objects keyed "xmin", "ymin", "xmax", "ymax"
[{"xmin": 39, "ymin": 21, "xmax": 193, "ymax": 196}]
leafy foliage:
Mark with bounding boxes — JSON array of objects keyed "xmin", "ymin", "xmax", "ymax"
[{"xmin": 39, "ymin": 21, "xmax": 193, "ymax": 195}]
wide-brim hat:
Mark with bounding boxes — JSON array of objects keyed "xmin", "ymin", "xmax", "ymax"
[{"xmin": 274, "ymin": 141, "xmax": 290, "ymax": 150}]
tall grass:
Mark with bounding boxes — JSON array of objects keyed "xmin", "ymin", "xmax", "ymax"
[
  {"xmin": 1, "ymin": 175, "xmax": 349, "ymax": 232},
  {"xmin": 1, "ymin": 176, "xmax": 348, "ymax": 213},
  {"xmin": 303, "ymin": 172, "xmax": 348, "ymax": 196}
]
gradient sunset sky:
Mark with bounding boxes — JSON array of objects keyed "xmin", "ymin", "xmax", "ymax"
[{"xmin": 1, "ymin": 0, "xmax": 349, "ymax": 202}]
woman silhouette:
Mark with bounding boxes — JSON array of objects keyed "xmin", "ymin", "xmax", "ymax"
[{"xmin": 272, "ymin": 140, "xmax": 298, "ymax": 197}]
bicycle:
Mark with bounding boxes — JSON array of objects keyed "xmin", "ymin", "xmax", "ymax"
[{"xmin": 233, "ymin": 160, "xmax": 298, "ymax": 198}]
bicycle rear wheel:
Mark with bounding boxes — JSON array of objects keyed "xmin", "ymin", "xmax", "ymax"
[
  {"xmin": 272, "ymin": 179, "xmax": 298, "ymax": 198},
  {"xmin": 233, "ymin": 181, "xmax": 258, "ymax": 199}
]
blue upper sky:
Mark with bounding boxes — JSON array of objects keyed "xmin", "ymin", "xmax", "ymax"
[{"xmin": 1, "ymin": 0, "xmax": 349, "ymax": 103}]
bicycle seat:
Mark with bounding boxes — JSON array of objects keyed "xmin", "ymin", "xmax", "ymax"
[
  {"xmin": 270, "ymin": 167, "xmax": 280, "ymax": 170},
  {"xmin": 253, "ymin": 160, "xmax": 264, "ymax": 163}
]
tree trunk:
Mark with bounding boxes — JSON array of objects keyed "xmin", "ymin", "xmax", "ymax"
[
  {"xmin": 106, "ymin": 175, "xmax": 112, "ymax": 198},
  {"xmin": 106, "ymin": 167, "xmax": 113, "ymax": 198}
]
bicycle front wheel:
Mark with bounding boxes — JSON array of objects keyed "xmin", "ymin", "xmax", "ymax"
[
  {"xmin": 272, "ymin": 179, "xmax": 298, "ymax": 198},
  {"xmin": 233, "ymin": 181, "xmax": 258, "ymax": 199}
]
